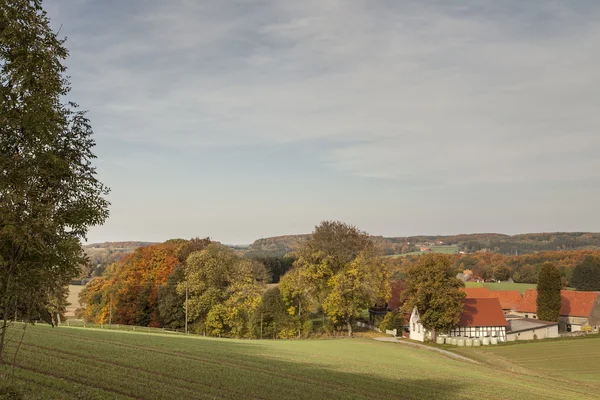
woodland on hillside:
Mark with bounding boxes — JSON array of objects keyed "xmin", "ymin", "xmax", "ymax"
[{"xmin": 245, "ymin": 232, "xmax": 600, "ymax": 257}]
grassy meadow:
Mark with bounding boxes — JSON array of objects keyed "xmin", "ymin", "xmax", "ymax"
[
  {"xmin": 464, "ymin": 281, "xmax": 537, "ymax": 293},
  {"xmin": 456, "ymin": 336, "xmax": 600, "ymax": 386},
  {"xmin": 1, "ymin": 325, "xmax": 599, "ymax": 400}
]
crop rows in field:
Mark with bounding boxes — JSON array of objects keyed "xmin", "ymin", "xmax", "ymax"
[{"xmin": 2, "ymin": 325, "xmax": 599, "ymax": 400}]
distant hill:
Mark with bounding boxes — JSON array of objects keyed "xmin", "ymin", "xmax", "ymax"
[
  {"xmin": 82, "ymin": 241, "xmax": 157, "ymax": 278},
  {"xmin": 84, "ymin": 241, "xmax": 156, "ymax": 249},
  {"xmin": 244, "ymin": 232, "xmax": 600, "ymax": 257}
]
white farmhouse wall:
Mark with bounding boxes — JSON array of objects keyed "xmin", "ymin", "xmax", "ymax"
[
  {"xmin": 409, "ymin": 308, "xmax": 426, "ymax": 342},
  {"xmin": 506, "ymin": 325, "xmax": 559, "ymax": 342}
]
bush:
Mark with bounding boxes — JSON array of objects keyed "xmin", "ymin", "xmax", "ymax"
[{"xmin": 379, "ymin": 311, "xmax": 404, "ymax": 331}]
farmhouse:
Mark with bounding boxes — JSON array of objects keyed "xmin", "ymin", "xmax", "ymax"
[
  {"xmin": 410, "ymin": 298, "xmax": 508, "ymax": 342},
  {"xmin": 515, "ymin": 289, "xmax": 600, "ymax": 332}
]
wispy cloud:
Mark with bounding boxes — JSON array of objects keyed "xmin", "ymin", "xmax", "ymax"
[{"xmin": 49, "ymin": 0, "xmax": 600, "ymax": 186}]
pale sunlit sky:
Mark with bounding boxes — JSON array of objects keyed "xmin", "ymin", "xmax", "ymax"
[{"xmin": 47, "ymin": 0, "xmax": 600, "ymax": 244}]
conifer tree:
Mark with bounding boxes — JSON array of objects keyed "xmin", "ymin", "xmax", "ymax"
[{"xmin": 536, "ymin": 263, "xmax": 562, "ymax": 322}]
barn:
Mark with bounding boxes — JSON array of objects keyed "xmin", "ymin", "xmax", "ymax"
[{"xmin": 515, "ymin": 290, "xmax": 600, "ymax": 332}]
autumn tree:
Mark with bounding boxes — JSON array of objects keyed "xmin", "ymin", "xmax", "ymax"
[
  {"xmin": 1, "ymin": 0, "xmax": 109, "ymax": 360},
  {"xmin": 181, "ymin": 244, "xmax": 268, "ymax": 337},
  {"xmin": 253, "ymin": 287, "xmax": 294, "ymax": 339},
  {"xmin": 80, "ymin": 242, "xmax": 181, "ymax": 326},
  {"xmin": 571, "ymin": 256, "xmax": 600, "ymax": 291},
  {"xmin": 322, "ymin": 253, "xmax": 390, "ymax": 336},
  {"xmin": 283, "ymin": 221, "xmax": 390, "ymax": 337},
  {"xmin": 536, "ymin": 263, "xmax": 562, "ymax": 322},
  {"xmin": 156, "ymin": 238, "xmax": 211, "ymax": 329},
  {"xmin": 401, "ymin": 254, "xmax": 465, "ymax": 334}
]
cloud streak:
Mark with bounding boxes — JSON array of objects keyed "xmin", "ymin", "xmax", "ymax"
[{"xmin": 43, "ymin": 0, "xmax": 600, "ymax": 242}]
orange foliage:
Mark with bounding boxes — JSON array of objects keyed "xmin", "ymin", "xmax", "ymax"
[{"xmin": 80, "ymin": 241, "xmax": 183, "ymax": 326}]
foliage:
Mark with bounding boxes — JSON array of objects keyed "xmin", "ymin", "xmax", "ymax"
[
  {"xmin": 321, "ymin": 253, "xmax": 391, "ymax": 336},
  {"xmin": 379, "ymin": 311, "xmax": 404, "ymax": 332},
  {"xmin": 0, "ymin": 0, "xmax": 109, "ymax": 360},
  {"xmin": 536, "ymin": 263, "xmax": 562, "ymax": 322},
  {"xmin": 156, "ymin": 265, "xmax": 186, "ymax": 329},
  {"xmin": 252, "ymin": 287, "xmax": 296, "ymax": 339},
  {"xmin": 246, "ymin": 254, "xmax": 295, "ymax": 283},
  {"xmin": 181, "ymin": 244, "xmax": 268, "ymax": 338},
  {"xmin": 401, "ymin": 254, "xmax": 465, "ymax": 333},
  {"xmin": 79, "ymin": 242, "xmax": 182, "ymax": 326},
  {"xmin": 249, "ymin": 232, "xmax": 600, "ymax": 258},
  {"xmin": 571, "ymin": 256, "xmax": 600, "ymax": 291},
  {"xmin": 283, "ymin": 221, "xmax": 390, "ymax": 336}
]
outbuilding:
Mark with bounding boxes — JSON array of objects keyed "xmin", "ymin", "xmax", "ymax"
[
  {"xmin": 515, "ymin": 290, "xmax": 600, "ymax": 332},
  {"xmin": 506, "ymin": 318, "xmax": 559, "ymax": 341}
]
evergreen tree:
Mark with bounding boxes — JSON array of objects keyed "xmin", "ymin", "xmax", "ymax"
[{"xmin": 536, "ymin": 263, "xmax": 562, "ymax": 322}]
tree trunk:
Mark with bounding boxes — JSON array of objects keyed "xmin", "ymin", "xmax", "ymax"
[
  {"xmin": 0, "ymin": 317, "xmax": 8, "ymax": 362},
  {"xmin": 346, "ymin": 319, "xmax": 353, "ymax": 337}
]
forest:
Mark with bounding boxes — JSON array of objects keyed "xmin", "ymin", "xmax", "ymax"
[{"xmin": 245, "ymin": 232, "xmax": 600, "ymax": 257}]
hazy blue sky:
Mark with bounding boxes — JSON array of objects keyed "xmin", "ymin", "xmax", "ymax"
[{"xmin": 47, "ymin": 0, "xmax": 600, "ymax": 244}]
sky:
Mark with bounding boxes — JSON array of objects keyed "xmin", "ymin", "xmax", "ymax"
[{"xmin": 46, "ymin": 0, "xmax": 600, "ymax": 245}]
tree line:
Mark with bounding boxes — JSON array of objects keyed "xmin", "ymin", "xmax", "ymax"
[
  {"xmin": 388, "ymin": 250, "xmax": 600, "ymax": 289},
  {"xmin": 79, "ymin": 222, "xmax": 391, "ymax": 338}
]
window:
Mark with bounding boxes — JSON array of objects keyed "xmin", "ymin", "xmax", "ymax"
[
  {"xmin": 567, "ymin": 324, "xmax": 572, "ymax": 332},
  {"xmin": 418, "ymin": 325, "xmax": 420, "ymax": 333},
  {"xmin": 412, "ymin": 323, "xmax": 415, "ymax": 331},
  {"xmin": 525, "ymin": 314, "xmax": 529, "ymax": 318}
]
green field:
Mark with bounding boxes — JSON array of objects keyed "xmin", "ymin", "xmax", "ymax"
[
  {"xmin": 455, "ymin": 336, "xmax": 600, "ymax": 386},
  {"xmin": 386, "ymin": 245, "xmax": 460, "ymax": 258},
  {"xmin": 1, "ymin": 325, "xmax": 599, "ymax": 399},
  {"xmin": 464, "ymin": 281, "xmax": 537, "ymax": 293}
]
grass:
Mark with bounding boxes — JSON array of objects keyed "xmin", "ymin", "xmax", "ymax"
[
  {"xmin": 1, "ymin": 325, "xmax": 599, "ymax": 399},
  {"xmin": 454, "ymin": 335, "xmax": 600, "ymax": 386},
  {"xmin": 464, "ymin": 281, "xmax": 537, "ymax": 293},
  {"xmin": 385, "ymin": 245, "xmax": 460, "ymax": 258}
]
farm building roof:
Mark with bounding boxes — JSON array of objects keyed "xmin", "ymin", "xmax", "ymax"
[
  {"xmin": 388, "ymin": 280, "xmax": 406, "ymax": 311},
  {"xmin": 516, "ymin": 289, "xmax": 600, "ymax": 317},
  {"xmin": 490, "ymin": 290, "xmax": 523, "ymax": 310},
  {"xmin": 507, "ymin": 318, "xmax": 558, "ymax": 334},
  {"xmin": 461, "ymin": 287, "xmax": 491, "ymax": 298},
  {"xmin": 461, "ymin": 287, "xmax": 522, "ymax": 310},
  {"xmin": 459, "ymin": 298, "xmax": 508, "ymax": 327}
]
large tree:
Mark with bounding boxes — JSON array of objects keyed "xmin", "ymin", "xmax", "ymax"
[
  {"xmin": 536, "ymin": 263, "xmax": 562, "ymax": 322},
  {"xmin": 571, "ymin": 256, "xmax": 600, "ymax": 291},
  {"xmin": 0, "ymin": 0, "xmax": 109, "ymax": 359},
  {"xmin": 283, "ymin": 221, "xmax": 390, "ymax": 337},
  {"xmin": 181, "ymin": 244, "xmax": 268, "ymax": 337},
  {"xmin": 401, "ymin": 254, "xmax": 465, "ymax": 334}
]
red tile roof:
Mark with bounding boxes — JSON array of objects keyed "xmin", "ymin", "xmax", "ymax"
[
  {"xmin": 461, "ymin": 287, "xmax": 491, "ymax": 298},
  {"xmin": 459, "ymin": 298, "xmax": 508, "ymax": 327},
  {"xmin": 489, "ymin": 290, "xmax": 523, "ymax": 310},
  {"xmin": 461, "ymin": 287, "xmax": 522, "ymax": 310},
  {"xmin": 516, "ymin": 289, "xmax": 600, "ymax": 317}
]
